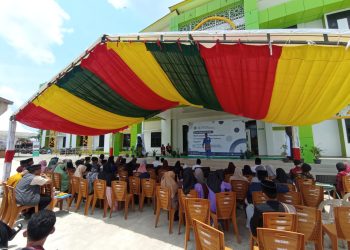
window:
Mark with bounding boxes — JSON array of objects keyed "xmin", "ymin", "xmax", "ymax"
[
  {"xmin": 98, "ymin": 135, "xmax": 104, "ymax": 148},
  {"xmin": 123, "ymin": 134, "xmax": 131, "ymax": 148},
  {"xmin": 345, "ymin": 119, "xmax": 350, "ymax": 143},
  {"xmin": 62, "ymin": 137, "xmax": 66, "ymax": 148},
  {"xmin": 151, "ymin": 132, "xmax": 161, "ymax": 147}
]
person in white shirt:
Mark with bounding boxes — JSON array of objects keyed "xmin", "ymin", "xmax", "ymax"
[
  {"xmin": 152, "ymin": 156, "xmax": 161, "ymax": 168},
  {"xmin": 192, "ymin": 159, "xmax": 202, "ymax": 170},
  {"xmin": 251, "ymin": 157, "xmax": 264, "ymax": 173}
]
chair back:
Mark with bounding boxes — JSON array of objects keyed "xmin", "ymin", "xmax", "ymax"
[
  {"xmin": 277, "ymin": 191, "xmax": 302, "ymax": 205},
  {"xmin": 224, "ymin": 173, "xmax": 233, "ymax": 183},
  {"xmin": 257, "ymin": 228, "xmax": 305, "ymax": 250},
  {"xmin": 295, "ymin": 178, "xmax": 314, "ymax": 192},
  {"xmin": 252, "ymin": 191, "xmax": 268, "ymax": 205},
  {"xmin": 263, "ymin": 212, "xmax": 297, "ymax": 232},
  {"xmin": 178, "ymin": 189, "xmax": 198, "ymax": 213},
  {"xmin": 141, "ymin": 178, "xmax": 155, "ymax": 198},
  {"xmin": 193, "ymin": 219, "xmax": 226, "ymax": 250},
  {"xmin": 157, "ymin": 169, "xmax": 167, "ymax": 183},
  {"xmin": 93, "ymin": 179, "xmax": 106, "ymax": 199},
  {"xmin": 334, "ymin": 206, "xmax": 350, "ymax": 241},
  {"xmin": 40, "ymin": 183, "xmax": 54, "ymax": 197},
  {"xmin": 147, "ymin": 168, "xmax": 156, "ymax": 180},
  {"xmin": 342, "ymin": 175, "xmax": 350, "ymax": 193},
  {"xmin": 184, "ymin": 198, "xmax": 210, "ymax": 228},
  {"xmin": 129, "ymin": 176, "xmax": 141, "ymax": 195},
  {"xmin": 301, "ymin": 185, "xmax": 324, "ymax": 207},
  {"xmin": 79, "ymin": 178, "xmax": 90, "ymax": 198},
  {"xmin": 53, "ymin": 173, "xmax": 62, "ymax": 190},
  {"xmin": 215, "ymin": 191, "xmax": 236, "ymax": 219},
  {"xmin": 0, "ymin": 184, "xmax": 8, "ymax": 218},
  {"xmin": 71, "ymin": 176, "xmax": 80, "ymax": 195},
  {"xmin": 156, "ymin": 186, "xmax": 171, "ymax": 210},
  {"xmin": 118, "ymin": 170, "xmax": 128, "ymax": 181},
  {"xmin": 295, "ymin": 205, "xmax": 321, "ymax": 242},
  {"xmin": 111, "ymin": 180, "xmax": 128, "ymax": 201},
  {"xmin": 230, "ymin": 180, "xmax": 248, "ymax": 201},
  {"xmin": 45, "ymin": 172, "xmax": 53, "ymax": 180},
  {"xmin": 286, "ymin": 183, "xmax": 296, "ymax": 191}
]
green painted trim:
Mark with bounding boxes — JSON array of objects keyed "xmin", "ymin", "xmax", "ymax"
[
  {"xmin": 113, "ymin": 133, "xmax": 123, "ymax": 156},
  {"xmin": 299, "ymin": 126, "xmax": 315, "ymax": 163},
  {"xmin": 272, "ymin": 126, "xmax": 286, "ymax": 131},
  {"xmin": 337, "ymin": 119, "xmax": 347, "ymax": 157}
]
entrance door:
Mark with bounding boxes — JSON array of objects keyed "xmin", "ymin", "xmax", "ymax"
[
  {"xmin": 183, "ymin": 125, "xmax": 189, "ymax": 154},
  {"xmin": 245, "ymin": 121, "xmax": 259, "ymax": 155}
]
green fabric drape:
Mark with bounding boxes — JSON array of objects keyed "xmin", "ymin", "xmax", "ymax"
[
  {"xmin": 146, "ymin": 43, "xmax": 222, "ymax": 110},
  {"xmin": 56, "ymin": 66, "xmax": 159, "ymax": 118}
]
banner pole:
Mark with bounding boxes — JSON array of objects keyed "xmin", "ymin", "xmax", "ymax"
[{"xmin": 3, "ymin": 118, "xmax": 16, "ymax": 181}]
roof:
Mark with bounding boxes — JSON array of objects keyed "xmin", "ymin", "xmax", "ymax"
[
  {"xmin": 0, "ymin": 97, "xmax": 13, "ymax": 105},
  {"xmin": 12, "ymin": 29, "xmax": 350, "ymax": 135}
]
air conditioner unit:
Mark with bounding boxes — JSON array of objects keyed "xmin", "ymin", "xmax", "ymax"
[{"xmin": 324, "ymin": 8, "xmax": 350, "ymax": 29}]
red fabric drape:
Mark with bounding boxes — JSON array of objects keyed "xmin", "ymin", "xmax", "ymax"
[
  {"xmin": 4, "ymin": 150, "xmax": 15, "ymax": 163},
  {"xmin": 200, "ymin": 43, "xmax": 282, "ymax": 120},
  {"xmin": 81, "ymin": 44, "xmax": 177, "ymax": 110},
  {"xmin": 16, "ymin": 103, "xmax": 122, "ymax": 135}
]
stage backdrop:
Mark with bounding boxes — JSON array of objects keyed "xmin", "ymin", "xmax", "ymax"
[{"xmin": 188, "ymin": 120, "xmax": 247, "ymax": 156}]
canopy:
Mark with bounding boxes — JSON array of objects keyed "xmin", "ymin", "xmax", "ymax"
[{"xmin": 14, "ymin": 29, "xmax": 350, "ymax": 135}]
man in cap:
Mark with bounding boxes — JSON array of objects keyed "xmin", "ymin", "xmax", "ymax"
[
  {"xmin": 15, "ymin": 164, "xmax": 52, "ymax": 218},
  {"xmin": 26, "ymin": 158, "xmax": 34, "ymax": 167},
  {"xmin": 250, "ymin": 180, "xmax": 296, "ymax": 237}
]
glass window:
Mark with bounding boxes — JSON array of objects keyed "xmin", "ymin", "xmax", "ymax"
[
  {"xmin": 345, "ymin": 119, "xmax": 350, "ymax": 143},
  {"xmin": 123, "ymin": 134, "xmax": 131, "ymax": 148},
  {"xmin": 99, "ymin": 135, "xmax": 104, "ymax": 148},
  {"xmin": 151, "ymin": 132, "xmax": 161, "ymax": 147}
]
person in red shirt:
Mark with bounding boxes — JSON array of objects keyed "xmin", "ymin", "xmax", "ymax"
[
  {"xmin": 289, "ymin": 159, "xmax": 302, "ymax": 180},
  {"xmin": 336, "ymin": 162, "xmax": 349, "ymax": 196}
]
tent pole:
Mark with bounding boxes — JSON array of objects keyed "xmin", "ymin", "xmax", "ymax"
[{"xmin": 3, "ymin": 118, "xmax": 16, "ymax": 181}]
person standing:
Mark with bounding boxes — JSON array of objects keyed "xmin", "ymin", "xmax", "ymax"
[{"xmin": 202, "ymin": 133, "xmax": 211, "ymax": 158}]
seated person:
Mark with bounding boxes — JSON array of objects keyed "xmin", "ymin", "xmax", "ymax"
[
  {"xmin": 22, "ymin": 210, "xmax": 56, "ymax": 250},
  {"xmin": 194, "ymin": 168, "xmax": 208, "ymax": 198},
  {"xmin": 206, "ymin": 170, "xmax": 231, "ymax": 213},
  {"xmin": 91, "ymin": 157, "xmax": 100, "ymax": 172},
  {"xmin": 182, "ymin": 168, "xmax": 196, "ymax": 195},
  {"xmin": 251, "ymin": 158, "xmax": 263, "ymax": 173},
  {"xmin": 230, "ymin": 167, "xmax": 248, "ymax": 182},
  {"xmin": 15, "ymin": 164, "xmax": 52, "ymax": 217},
  {"xmin": 242, "ymin": 165, "xmax": 254, "ymax": 179},
  {"xmin": 136, "ymin": 160, "xmax": 150, "ymax": 179},
  {"xmin": 336, "ymin": 162, "xmax": 349, "ymax": 196},
  {"xmin": 250, "ymin": 180, "xmax": 296, "ymax": 237},
  {"xmin": 152, "ymin": 156, "xmax": 161, "ymax": 168},
  {"xmin": 300, "ymin": 163, "xmax": 314, "ymax": 180},
  {"xmin": 274, "ymin": 168, "xmax": 293, "ymax": 184},
  {"xmin": 53, "ymin": 162, "xmax": 69, "ymax": 192},
  {"xmin": 289, "ymin": 159, "xmax": 302, "ymax": 180},
  {"xmin": 192, "ymin": 159, "xmax": 202, "ymax": 170},
  {"xmin": 160, "ymin": 171, "xmax": 178, "ymax": 209},
  {"xmin": 225, "ymin": 162, "xmax": 236, "ymax": 175},
  {"xmin": 7, "ymin": 163, "xmax": 28, "ymax": 188}
]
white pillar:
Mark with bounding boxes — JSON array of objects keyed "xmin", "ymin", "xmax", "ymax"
[
  {"xmin": 104, "ymin": 133, "xmax": 110, "ymax": 153},
  {"xmin": 66, "ymin": 134, "xmax": 71, "ymax": 148},
  {"xmin": 41, "ymin": 130, "xmax": 46, "ymax": 148},
  {"xmin": 3, "ymin": 119, "xmax": 16, "ymax": 181},
  {"xmin": 71, "ymin": 135, "xmax": 77, "ymax": 148}
]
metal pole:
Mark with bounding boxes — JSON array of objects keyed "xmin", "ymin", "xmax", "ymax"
[{"xmin": 3, "ymin": 118, "xmax": 17, "ymax": 181}]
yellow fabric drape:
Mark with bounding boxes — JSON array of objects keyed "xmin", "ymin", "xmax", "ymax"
[
  {"xmin": 32, "ymin": 85, "xmax": 143, "ymax": 130},
  {"xmin": 265, "ymin": 45, "xmax": 350, "ymax": 125},
  {"xmin": 107, "ymin": 42, "xmax": 192, "ymax": 106}
]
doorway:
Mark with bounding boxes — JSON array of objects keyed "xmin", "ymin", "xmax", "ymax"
[
  {"xmin": 182, "ymin": 125, "xmax": 189, "ymax": 154},
  {"xmin": 245, "ymin": 121, "xmax": 259, "ymax": 155}
]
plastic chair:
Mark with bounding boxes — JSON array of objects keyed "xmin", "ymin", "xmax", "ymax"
[
  {"xmin": 157, "ymin": 169, "xmax": 167, "ymax": 183},
  {"xmin": 211, "ymin": 191, "xmax": 241, "ymax": 243},
  {"xmin": 184, "ymin": 198, "xmax": 210, "ymax": 250},
  {"xmin": 263, "ymin": 212, "xmax": 297, "ymax": 232},
  {"xmin": 342, "ymin": 175, "xmax": 350, "ymax": 196},
  {"xmin": 154, "ymin": 186, "xmax": 176, "ymax": 234},
  {"xmin": 75, "ymin": 178, "xmax": 93, "ymax": 216},
  {"xmin": 147, "ymin": 168, "xmax": 157, "ymax": 180},
  {"xmin": 286, "ymin": 183, "xmax": 296, "ymax": 191},
  {"xmin": 0, "ymin": 183, "xmax": 9, "ymax": 221},
  {"xmin": 301, "ymin": 185, "xmax": 324, "ymax": 207},
  {"xmin": 118, "ymin": 170, "xmax": 128, "ymax": 182},
  {"xmin": 129, "ymin": 176, "xmax": 141, "ymax": 210},
  {"xmin": 52, "ymin": 173, "xmax": 62, "ymax": 190},
  {"xmin": 277, "ymin": 191, "xmax": 302, "ymax": 205},
  {"xmin": 230, "ymin": 180, "xmax": 248, "ymax": 202},
  {"xmin": 256, "ymin": 228, "xmax": 305, "ymax": 250},
  {"xmin": 193, "ymin": 219, "xmax": 232, "ymax": 250},
  {"xmin": 7, "ymin": 186, "xmax": 38, "ymax": 228},
  {"xmin": 323, "ymin": 206, "xmax": 350, "ymax": 250},
  {"xmin": 295, "ymin": 178, "xmax": 315, "ymax": 192},
  {"xmin": 68, "ymin": 176, "xmax": 80, "ymax": 209},
  {"xmin": 178, "ymin": 189, "xmax": 198, "ymax": 234},
  {"xmin": 252, "ymin": 191, "xmax": 268, "ymax": 205},
  {"xmin": 110, "ymin": 180, "xmax": 134, "ymax": 220},
  {"xmin": 91, "ymin": 179, "xmax": 108, "ymax": 218},
  {"xmin": 140, "ymin": 178, "xmax": 156, "ymax": 212},
  {"xmin": 295, "ymin": 205, "xmax": 322, "ymax": 249}
]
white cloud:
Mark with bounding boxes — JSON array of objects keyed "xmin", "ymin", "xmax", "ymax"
[
  {"xmin": 0, "ymin": 0, "xmax": 72, "ymax": 64},
  {"xmin": 108, "ymin": 0, "xmax": 129, "ymax": 9}
]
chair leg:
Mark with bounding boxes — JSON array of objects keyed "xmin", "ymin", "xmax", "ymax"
[
  {"xmin": 169, "ymin": 209, "xmax": 175, "ymax": 234},
  {"xmin": 8, "ymin": 209, "xmax": 18, "ymax": 228},
  {"xmin": 155, "ymin": 205, "xmax": 161, "ymax": 228},
  {"xmin": 103, "ymin": 199, "xmax": 107, "ymax": 218},
  {"xmin": 232, "ymin": 217, "xmax": 241, "ymax": 244},
  {"xmin": 330, "ymin": 235, "xmax": 338, "ymax": 250},
  {"xmin": 75, "ymin": 194, "xmax": 82, "ymax": 212},
  {"xmin": 184, "ymin": 223, "xmax": 190, "ymax": 250},
  {"xmin": 91, "ymin": 197, "xmax": 97, "ymax": 215},
  {"xmin": 124, "ymin": 199, "xmax": 129, "ymax": 220},
  {"xmin": 139, "ymin": 194, "xmax": 144, "ymax": 212},
  {"xmin": 250, "ymin": 235, "xmax": 255, "ymax": 250},
  {"xmin": 84, "ymin": 195, "xmax": 92, "ymax": 216},
  {"xmin": 178, "ymin": 212, "xmax": 183, "ymax": 235},
  {"xmin": 131, "ymin": 195, "xmax": 135, "ymax": 212}
]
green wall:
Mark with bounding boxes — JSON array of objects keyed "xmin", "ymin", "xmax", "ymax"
[
  {"xmin": 337, "ymin": 119, "xmax": 347, "ymax": 157},
  {"xmin": 113, "ymin": 133, "xmax": 123, "ymax": 156},
  {"xmin": 299, "ymin": 126, "xmax": 315, "ymax": 163}
]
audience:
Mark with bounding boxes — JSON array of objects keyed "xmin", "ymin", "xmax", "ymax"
[
  {"xmin": 206, "ymin": 170, "xmax": 231, "ymax": 213},
  {"xmin": 22, "ymin": 210, "xmax": 56, "ymax": 250},
  {"xmin": 230, "ymin": 168, "xmax": 248, "ymax": 182},
  {"xmin": 225, "ymin": 162, "xmax": 236, "ymax": 175},
  {"xmin": 98, "ymin": 163, "xmax": 117, "ymax": 209},
  {"xmin": 15, "ymin": 164, "xmax": 52, "ymax": 218},
  {"xmin": 242, "ymin": 165, "xmax": 254, "ymax": 177},
  {"xmin": 289, "ymin": 159, "xmax": 302, "ymax": 180},
  {"xmin": 182, "ymin": 168, "xmax": 196, "ymax": 195},
  {"xmin": 91, "ymin": 157, "xmax": 100, "ymax": 172},
  {"xmin": 53, "ymin": 162, "xmax": 69, "ymax": 192},
  {"xmin": 46, "ymin": 157, "xmax": 58, "ymax": 173},
  {"xmin": 173, "ymin": 161, "xmax": 183, "ymax": 181},
  {"xmin": 152, "ymin": 156, "xmax": 161, "ymax": 168},
  {"xmin": 39, "ymin": 160, "xmax": 47, "ymax": 173},
  {"xmin": 251, "ymin": 158, "xmax": 263, "ymax": 173},
  {"xmin": 336, "ymin": 162, "xmax": 349, "ymax": 195},
  {"xmin": 274, "ymin": 168, "xmax": 292, "ymax": 184},
  {"xmin": 265, "ymin": 165, "xmax": 275, "ymax": 179},
  {"xmin": 160, "ymin": 171, "xmax": 178, "ymax": 209},
  {"xmin": 74, "ymin": 162, "xmax": 87, "ymax": 178},
  {"xmin": 192, "ymin": 159, "xmax": 202, "ymax": 170},
  {"xmin": 300, "ymin": 163, "xmax": 314, "ymax": 180},
  {"xmin": 7, "ymin": 164, "xmax": 28, "ymax": 188}
]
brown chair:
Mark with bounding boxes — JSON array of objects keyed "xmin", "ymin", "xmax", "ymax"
[
  {"xmin": 295, "ymin": 205, "xmax": 322, "ymax": 249},
  {"xmin": 230, "ymin": 180, "xmax": 248, "ymax": 202},
  {"xmin": 129, "ymin": 176, "xmax": 141, "ymax": 210},
  {"xmin": 342, "ymin": 175, "xmax": 350, "ymax": 196},
  {"xmin": 75, "ymin": 178, "xmax": 93, "ymax": 216},
  {"xmin": 7, "ymin": 186, "xmax": 38, "ymax": 228},
  {"xmin": 0, "ymin": 183, "xmax": 9, "ymax": 222},
  {"xmin": 301, "ymin": 185, "xmax": 324, "ymax": 208},
  {"xmin": 178, "ymin": 189, "xmax": 198, "ymax": 234},
  {"xmin": 211, "ymin": 191, "xmax": 241, "ymax": 243},
  {"xmin": 252, "ymin": 191, "xmax": 268, "ymax": 205},
  {"xmin": 193, "ymin": 219, "xmax": 232, "ymax": 250},
  {"xmin": 154, "ymin": 186, "xmax": 176, "ymax": 234},
  {"xmin": 110, "ymin": 180, "xmax": 134, "ymax": 219},
  {"xmin": 184, "ymin": 198, "xmax": 211, "ymax": 250},
  {"xmin": 52, "ymin": 173, "xmax": 62, "ymax": 190},
  {"xmin": 256, "ymin": 228, "xmax": 305, "ymax": 250},
  {"xmin": 263, "ymin": 212, "xmax": 297, "ymax": 232},
  {"xmin": 323, "ymin": 206, "xmax": 350, "ymax": 250},
  {"xmin": 118, "ymin": 170, "xmax": 128, "ymax": 181},
  {"xmin": 91, "ymin": 179, "xmax": 108, "ymax": 218},
  {"xmin": 277, "ymin": 191, "xmax": 302, "ymax": 205},
  {"xmin": 68, "ymin": 176, "xmax": 80, "ymax": 209},
  {"xmin": 147, "ymin": 168, "xmax": 157, "ymax": 180},
  {"xmin": 157, "ymin": 169, "xmax": 167, "ymax": 183},
  {"xmin": 295, "ymin": 178, "xmax": 315, "ymax": 192},
  {"xmin": 140, "ymin": 178, "xmax": 156, "ymax": 212},
  {"xmin": 45, "ymin": 172, "xmax": 53, "ymax": 180},
  {"xmin": 287, "ymin": 183, "xmax": 297, "ymax": 192}
]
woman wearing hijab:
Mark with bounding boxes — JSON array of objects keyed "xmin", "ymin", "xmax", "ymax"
[
  {"xmin": 225, "ymin": 162, "xmax": 236, "ymax": 175},
  {"xmin": 174, "ymin": 161, "xmax": 183, "ymax": 182},
  {"xmin": 98, "ymin": 163, "xmax": 117, "ymax": 210},
  {"xmin": 182, "ymin": 168, "xmax": 196, "ymax": 195},
  {"xmin": 274, "ymin": 168, "xmax": 292, "ymax": 184},
  {"xmin": 53, "ymin": 162, "xmax": 69, "ymax": 192},
  {"xmin": 74, "ymin": 164, "xmax": 87, "ymax": 178},
  {"xmin": 230, "ymin": 168, "xmax": 248, "ymax": 182},
  {"xmin": 86, "ymin": 166, "xmax": 99, "ymax": 194},
  {"xmin": 193, "ymin": 168, "xmax": 209, "ymax": 199},
  {"xmin": 161, "ymin": 171, "xmax": 179, "ymax": 209},
  {"xmin": 300, "ymin": 163, "xmax": 314, "ymax": 180},
  {"xmin": 207, "ymin": 170, "xmax": 231, "ymax": 213},
  {"xmin": 137, "ymin": 159, "xmax": 150, "ymax": 179},
  {"xmin": 39, "ymin": 160, "xmax": 47, "ymax": 173},
  {"xmin": 265, "ymin": 165, "xmax": 276, "ymax": 179},
  {"xmin": 242, "ymin": 165, "xmax": 254, "ymax": 177}
]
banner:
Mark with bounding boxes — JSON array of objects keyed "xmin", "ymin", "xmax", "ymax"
[
  {"xmin": 188, "ymin": 120, "xmax": 247, "ymax": 156},
  {"xmin": 32, "ymin": 141, "xmax": 40, "ymax": 157}
]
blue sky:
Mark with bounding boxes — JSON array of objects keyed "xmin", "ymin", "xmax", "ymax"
[{"xmin": 0, "ymin": 0, "xmax": 179, "ymax": 132}]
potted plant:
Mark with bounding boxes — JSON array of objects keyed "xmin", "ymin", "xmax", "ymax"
[
  {"xmin": 310, "ymin": 146, "xmax": 323, "ymax": 164},
  {"xmin": 152, "ymin": 149, "xmax": 157, "ymax": 157},
  {"xmin": 280, "ymin": 144, "xmax": 289, "ymax": 162},
  {"xmin": 239, "ymin": 149, "xmax": 245, "ymax": 159}
]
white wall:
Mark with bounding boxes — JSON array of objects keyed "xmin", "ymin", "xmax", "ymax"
[
  {"xmin": 297, "ymin": 19, "xmax": 324, "ymax": 28},
  {"xmin": 257, "ymin": 0, "xmax": 290, "ymax": 10},
  {"xmin": 41, "ymin": 130, "xmax": 46, "ymax": 147},
  {"xmin": 313, "ymin": 120, "xmax": 341, "ymax": 157},
  {"xmin": 264, "ymin": 123, "xmax": 286, "ymax": 156},
  {"xmin": 71, "ymin": 135, "xmax": 77, "ymax": 148},
  {"xmin": 92, "ymin": 136, "xmax": 99, "ymax": 150},
  {"xmin": 104, "ymin": 134, "xmax": 111, "ymax": 153},
  {"xmin": 65, "ymin": 134, "xmax": 71, "ymax": 148},
  {"xmin": 257, "ymin": 121, "xmax": 267, "ymax": 155}
]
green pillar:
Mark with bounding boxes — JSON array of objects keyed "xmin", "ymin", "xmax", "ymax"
[
  {"xmin": 130, "ymin": 123, "xmax": 142, "ymax": 148},
  {"xmin": 337, "ymin": 119, "xmax": 347, "ymax": 157},
  {"xmin": 244, "ymin": 0, "xmax": 259, "ymax": 29},
  {"xmin": 113, "ymin": 133, "xmax": 123, "ymax": 156},
  {"xmin": 299, "ymin": 126, "xmax": 315, "ymax": 163}
]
